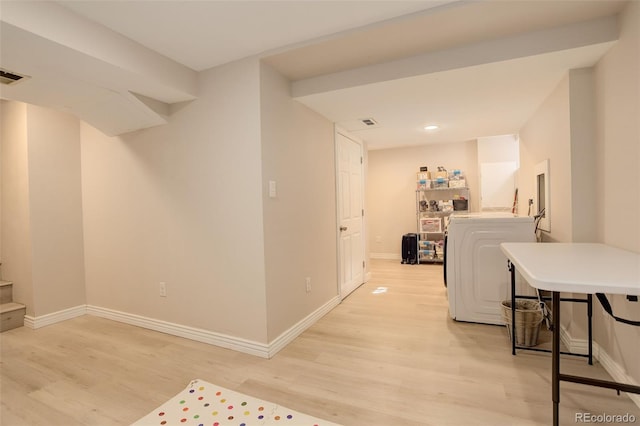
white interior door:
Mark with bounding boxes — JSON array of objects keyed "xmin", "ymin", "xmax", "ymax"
[{"xmin": 336, "ymin": 131, "xmax": 364, "ymax": 299}]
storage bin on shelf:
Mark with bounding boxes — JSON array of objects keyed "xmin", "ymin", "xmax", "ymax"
[
  {"xmin": 448, "ymin": 169, "xmax": 466, "ymax": 188},
  {"xmin": 449, "ymin": 179, "xmax": 466, "ymax": 188},
  {"xmin": 417, "ymin": 179, "xmax": 431, "ymax": 190},
  {"xmin": 420, "ymin": 217, "xmax": 442, "ymax": 233},
  {"xmin": 433, "ymin": 177, "xmax": 449, "ymax": 188},
  {"xmin": 452, "ymin": 199, "xmax": 469, "ymax": 211},
  {"xmin": 419, "ymin": 249, "xmax": 435, "ymax": 260},
  {"xmin": 501, "ymin": 299, "xmax": 543, "ymax": 347},
  {"xmin": 439, "ymin": 200, "xmax": 453, "ymax": 213}
]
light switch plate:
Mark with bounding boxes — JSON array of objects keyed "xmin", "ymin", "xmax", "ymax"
[{"xmin": 269, "ymin": 180, "xmax": 277, "ymax": 198}]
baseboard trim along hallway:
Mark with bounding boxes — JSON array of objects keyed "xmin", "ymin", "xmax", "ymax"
[
  {"xmin": 24, "ymin": 305, "xmax": 86, "ymax": 329},
  {"xmin": 22, "ymin": 296, "xmax": 341, "ymax": 359},
  {"xmin": 86, "ymin": 305, "xmax": 272, "ymax": 358},
  {"xmin": 267, "ymin": 295, "xmax": 341, "ymax": 358}
]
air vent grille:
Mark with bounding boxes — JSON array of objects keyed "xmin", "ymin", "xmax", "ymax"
[
  {"xmin": 361, "ymin": 118, "xmax": 377, "ymax": 126},
  {"xmin": 0, "ymin": 68, "xmax": 29, "ymax": 85}
]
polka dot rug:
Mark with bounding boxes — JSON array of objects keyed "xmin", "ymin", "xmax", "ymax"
[{"xmin": 131, "ymin": 379, "xmax": 341, "ymax": 426}]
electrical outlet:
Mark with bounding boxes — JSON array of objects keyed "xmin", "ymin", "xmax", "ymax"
[
  {"xmin": 159, "ymin": 282, "xmax": 167, "ymax": 297},
  {"xmin": 305, "ymin": 277, "xmax": 311, "ymax": 293}
]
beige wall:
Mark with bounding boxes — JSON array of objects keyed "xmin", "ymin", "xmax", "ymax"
[
  {"xmin": 26, "ymin": 105, "xmax": 86, "ymax": 315},
  {"xmin": 593, "ymin": 0, "xmax": 640, "ymax": 385},
  {"xmin": 518, "ymin": 75, "xmax": 572, "ymax": 243},
  {"xmin": 0, "ymin": 104, "xmax": 2, "ymax": 266},
  {"xmin": 0, "ymin": 101, "xmax": 86, "ymax": 317},
  {"xmin": 596, "ymin": 1, "xmax": 640, "ymax": 253},
  {"xmin": 80, "ymin": 57, "xmax": 269, "ymax": 343},
  {"xmin": 0, "ymin": 101, "xmax": 33, "ymax": 313},
  {"xmin": 367, "ymin": 141, "xmax": 478, "ymax": 258},
  {"xmin": 568, "ymin": 68, "xmax": 597, "ymax": 244},
  {"xmin": 519, "ymin": 67, "xmax": 599, "ymax": 245},
  {"xmin": 260, "ymin": 63, "xmax": 338, "ymax": 341},
  {"xmin": 2, "ymin": 56, "xmax": 341, "ymax": 348}
]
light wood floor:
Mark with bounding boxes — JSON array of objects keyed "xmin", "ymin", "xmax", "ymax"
[{"xmin": 1, "ymin": 259, "xmax": 638, "ymax": 425}]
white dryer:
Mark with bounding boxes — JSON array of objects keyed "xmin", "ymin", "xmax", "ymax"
[{"xmin": 445, "ymin": 213, "xmax": 536, "ymax": 325}]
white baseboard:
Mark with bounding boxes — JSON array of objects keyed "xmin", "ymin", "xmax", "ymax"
[
  {"xmin": 559, "ymin": 324, "xmax": 591, "ymax": 356},
  {"xmin": 20, "ymin": 298, "xmax": 341, "ymax": 359},
  {"xmin": 560, "ymin": 325, "xmax": 639, "ymax": 408},
  {"xmin": 370, "ymin": 252, "xmax": 401, "ymax": 260},
  {"xmin": 594, "ymin": 341, "xmax": 640, "ymax": 408},
  {"xmin": 24, "ymin": 305, "xmax": 87, "ymax": 329},
  {"xmin": 86, "ymin": 305, "xmax": 271, "ymax": 358},
  {"xmin": 85, "ymin": 296, "xmax": 341, "ymax": 359},
  {"xmin": 267, "ymin": 296, "xmax": 340, "ymax": 358}
]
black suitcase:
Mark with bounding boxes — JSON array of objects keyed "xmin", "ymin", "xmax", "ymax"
[{"xmin": 401, "ymin": 233, "xmax": 418, "ymax": 264}]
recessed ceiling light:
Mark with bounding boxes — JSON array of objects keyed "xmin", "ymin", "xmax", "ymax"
[{"xmin": 424, "ymin": 125, "xmax": 439, "ymax": 131}]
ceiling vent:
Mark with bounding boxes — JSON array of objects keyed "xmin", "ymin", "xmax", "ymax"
[
  {"xmin": 0, "ymin": 68, "xmax": 30, "ymax": 85},
  {"xmin": 361, "ymin": 118, "xmax": 378, "ymax": 126}
]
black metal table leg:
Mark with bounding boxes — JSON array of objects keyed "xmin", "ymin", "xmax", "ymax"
[
  {"xmin": 587, "ymin": 294, "xmax": 593, "ymax": 365},
  {"xmin": 510, "ymin": 261, "xmax": 516, "ymax": 355},
  {"xmin": 552, "ymin": 291, "xmax": 560, "ymax": 426}
]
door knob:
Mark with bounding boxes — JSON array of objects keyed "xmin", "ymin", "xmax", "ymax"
[{"xmin": 340, "ymin": 226, "xmax": 348, "ymax": 231}]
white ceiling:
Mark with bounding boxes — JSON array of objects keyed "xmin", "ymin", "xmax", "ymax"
[
  {"xmin": 0, "ymin": 0, "xmax": 628, "ymax": 148},
  {"xmin": 59, "ymin": 0, "xmax": 454, "ymax": 72}
]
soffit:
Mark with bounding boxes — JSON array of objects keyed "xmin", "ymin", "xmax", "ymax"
[{"xmin": 264, "ymin": 0, "xmax": 628, "ymax": 81}]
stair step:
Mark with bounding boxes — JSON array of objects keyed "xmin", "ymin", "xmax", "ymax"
[
  {"xmin": 1, "ymin": 302, "xmax": 25, "ymax": 314},
  {"xmin": 0, "ymin": 281, "xmax": 13, "ymax": 304},
  {"xmin": 1, "ymin": 302, "xmax": 26, "ymax": 332}
]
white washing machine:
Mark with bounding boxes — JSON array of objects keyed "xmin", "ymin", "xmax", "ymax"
[{"xmin": 445, "ymin": 213, "xmax": 536, "ymax": 325}]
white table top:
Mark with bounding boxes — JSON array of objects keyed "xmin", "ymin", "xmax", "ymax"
[{"xmin": 500, "ymin": 243, "xmax": 640, "ymax": 295}]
